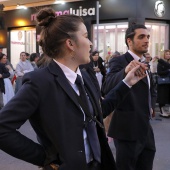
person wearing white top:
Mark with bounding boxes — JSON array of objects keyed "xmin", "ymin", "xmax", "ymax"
[{"xmin": 15, "ymin": 52, "xmax": 34, "ymax": 93}]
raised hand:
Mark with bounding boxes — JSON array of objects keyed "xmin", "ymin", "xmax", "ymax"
[
  {"xmin": 125, "ymin": 60, "xmax": 148, "ymax": 74},
  {"xmin": 124, "ymin": 65, "xmax": 147, "ymax": 86}
]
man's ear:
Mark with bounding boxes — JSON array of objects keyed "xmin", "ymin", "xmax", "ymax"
[
  {"xmin": 66, "ymin": 39, "xmax": 74, "ymax": 51},
  {"xmin": 127, "ymin": 38, "xmax": 132, "ymax": 47}
]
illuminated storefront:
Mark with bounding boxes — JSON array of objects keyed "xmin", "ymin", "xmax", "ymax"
[{"xmin": 0, "ymin": 0, "xmax": 170, "ymax": 65}]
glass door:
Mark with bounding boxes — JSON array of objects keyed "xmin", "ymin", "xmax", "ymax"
[
  {"xmin": 93, "ymin": 22, "xmax": 128, "ymax": 59},
  {"xmin": 10, "ymin": 27, "xmax": 36, "ymax": 68},
  {"xmin": 145, "ymin": 22, "xmax": 169, "ymax": 58}
]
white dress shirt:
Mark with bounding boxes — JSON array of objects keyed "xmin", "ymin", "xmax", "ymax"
[
  {"xmin": 54, "ymin": 59, "xmax": 93, "ymax": 163},
  {"xmin": 128, "ymin": 50, "xmax": 150, "ymax": 88}
]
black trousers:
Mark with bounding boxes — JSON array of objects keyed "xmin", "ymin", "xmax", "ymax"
[
  {"xmin": 87, "ymin": 160, "xmax": 101, "ymax": 170},
  {"xmin": 114, "ymin": 124, "xmax": 156, "ymax": 170}
]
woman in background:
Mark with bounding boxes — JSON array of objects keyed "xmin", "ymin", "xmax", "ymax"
[
  {"xmin": 90, "ymin": 51, "xmax": 106, "ymax": 90},
  {"xmin": 0, "ymin": 53, "xmax": 14, "ymax": 105},
  {"xmin": 157, "ymin": 50, "xmax": 170, "ymax": 117}
]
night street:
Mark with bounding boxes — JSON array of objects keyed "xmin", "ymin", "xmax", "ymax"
[{"xmin": 0, "ymin": 107, "xmax": 170, "ymax": 170}]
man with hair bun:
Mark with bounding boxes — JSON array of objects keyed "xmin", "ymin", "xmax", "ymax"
[{"xmin": 0, "ymin": 8, "xmax": 147, "ymax": 170}]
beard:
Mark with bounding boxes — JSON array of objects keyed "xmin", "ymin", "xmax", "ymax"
[{"xmin": 133, "ymin": 46, "xmax": 148, "ymax": 55}]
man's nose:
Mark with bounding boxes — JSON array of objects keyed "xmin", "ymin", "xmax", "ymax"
[{"xmin": 145, "ymin": 37, "xmax": 149, "ymax": 42}]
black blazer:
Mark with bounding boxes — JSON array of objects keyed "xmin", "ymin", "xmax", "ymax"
[
  {"xmin": 157, "ymin": 59, "xmax": 170, "ymax": 104},
  {"xmin": 157, "ymin": 59, "xmax": 170, "ymax": 77},
  {"xmin": 0, "ymin": 60, "xmax": 131, "ymax": 170},
  {"xmin": 0, "ymin": 63, "xmax": 10, "ymax": 93},
  {"xmin": 103, "ymin": 52, "xmax": 157, "ymax": 141}
]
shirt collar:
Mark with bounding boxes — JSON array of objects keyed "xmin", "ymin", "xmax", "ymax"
[
  {"xmin": 53, "ymin": 59, "xmax": 82, "ymax": 85},
  {"xmin": 128, "ymin": 50, "xmax": 145, "ymax": 62}
]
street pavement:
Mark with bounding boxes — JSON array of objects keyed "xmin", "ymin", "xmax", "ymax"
[{"xmin": 0, "ymin": 106, "xmax": 170, "ymax": 170}]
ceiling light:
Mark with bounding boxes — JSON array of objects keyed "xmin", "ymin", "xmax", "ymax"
[
  {"xmin": 54, "ymin": 1, "xmax": 65, "ymax": 5},
  {"xmin": 16, "ymin": 4, "xmax": 27, "ymax": 10}
]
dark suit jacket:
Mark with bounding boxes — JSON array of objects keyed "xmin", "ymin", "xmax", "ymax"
[
  {"xmin": 0, "ymin": 60, "xmax": 132, "ymax": 170},
  {"xmin": 0, "ymin": 63, "xmax": 10, "ymax": 93},
  {"xmin": 157, "ymin": 59, "xmax": 170, "ymax": 104},
  {"xmin": 102, "ymin": 52, "xmax": 157, "ymax": 141},
  {"xmin": 157, "ymin": 59, "xmax": 170, "ymax": 77},
  {"xmin": 80, "ymin": 62, "xmax": 101, "ymax": 98}
]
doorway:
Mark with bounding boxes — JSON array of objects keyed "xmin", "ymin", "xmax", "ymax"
[{"xmin": 10, "ymin": 27, "xmax": 36, "ymax": 69}]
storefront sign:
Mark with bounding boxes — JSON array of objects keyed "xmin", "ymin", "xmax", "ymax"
[
  {"xmin": 31, "ymin": 6, "xmax": 95, "ymax": 21},
  {"xmin": 154, "ymin": 0, "xmax": 165, "ymax": 17}
]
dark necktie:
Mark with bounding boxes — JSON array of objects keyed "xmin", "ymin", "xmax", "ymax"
[
  {"xmin": 139, "ymin": 60, "xmax": 152, "ymax": 117},
  {"xmin": 75, "ymin": 74, "xmax": 101, "ymax": 163},
  {"xmin": 147, "ymin": 69, "xmax": 152, "ymax": 117}
]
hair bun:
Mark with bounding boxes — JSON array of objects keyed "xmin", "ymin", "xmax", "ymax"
[{"xmin": 36, "ymin": 8, "xmax": 56, "ymax": 26}]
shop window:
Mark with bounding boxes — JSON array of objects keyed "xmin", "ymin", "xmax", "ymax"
[
  {"xmin": 10, "ymin": 27, "xmax": 36, "ymax": 68},
  {"xmin": 93, "ymin": 22, "xmax": 169, "ymax": 60},
  {"xmin": 93, "ymin": 22, "xmax": 128, "ymax": 59},
  {"xmin": 145, "ymin": 22, "xmax": 169, "ymax": 58}
]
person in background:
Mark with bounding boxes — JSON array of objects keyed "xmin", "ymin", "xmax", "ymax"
[
  {"xmin": 30, "ymin": 53, "xmax": 40, "ymax": 70},
  {"xmin": 144, "ymin": 52, "xmax": 152, "ymax": 63},
  {"xmin": 25, "ymin": 52, "xmax": 30, "ymax": 60},
  {"xmin": 150, "ymin": 56, "xmax": 159, "ymax": 73},
  {"xmin": 0, "ymin": 53, "xmax": 14, "ymax": 105},
  {"xmin": 104, "ymin": 52, "xmax": 112, "ymax": 74},
  {"xmin": 0, "ymin": 45, "xmax": 3, "ymax": 54},
  {"xmin": 111, "ymin": 51, "xmax": 120, "ymax": 59},
  {"xmin": 80, "ymin": 62, "xmax": 101, "ymax": 98},
  {"xmin": 0, "ymin": 8, "xmax": 147, "ymax": 170},
  {"xmin": 90, "ymin": 50, "xmax": 106, "ymax": 90},
  {"xmin": 0, "ymin": 53, "xmax": 10, "ymax": 108},
  {"xmin": 106, "ymin": 51, "xmax": 121, "ymax": 74},
  {"xmin": 157, "ymin": 50, "xmax": 170, "ymax": 117},
  {"xmin": 0, "ymin": 46, "xmax": 14, "ymax": 71},
  {"xmin": 103, "ymin": 50, "xmax": 120, "ymax": 142},
  {"xmin": 102, "ymin": 24, "xmax": 157, "ymax": 170},
  {"xmin": 6, "ymin": 59, "xmax": 15, "ymax": 72},
  {"xmin": 144, "ymin": 52, "xmax": 157, "ymax": 117},
  {"xmin": 15, "ymin": 52, "xmax": 34, "ymax": 94}
]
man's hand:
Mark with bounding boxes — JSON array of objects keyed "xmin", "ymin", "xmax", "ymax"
[{"xmin": 124, "ymin": 65, "xmax": 147, "ymax": 86}]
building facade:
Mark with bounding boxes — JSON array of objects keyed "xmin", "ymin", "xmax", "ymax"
[{"xmin": 0, "ymin": 0, "xmax": 170, "ymax": 66}]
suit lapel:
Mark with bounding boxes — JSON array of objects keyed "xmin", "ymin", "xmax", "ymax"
[
  {"xmin": 124, "ymin": 52, "xmax": 134, "ymax": 63},
  {"xmin": 48, "ymin": 61, "xmax": 102, "ymax": 117},
  {"xmin": 48, "ymin": 60, "xmax": 80, "ymax": 108},
  {"xmin": 81, "ymin": 70, "xmax": 101, "ymax": 116}
]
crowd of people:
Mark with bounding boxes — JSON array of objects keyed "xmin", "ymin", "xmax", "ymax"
[
  {"xmin": 0, "ymin": 48, "xmax": 51, "ymax": 106},
  {"xmin": 0, "ymin": 7, "xmax": 169, "ymax": 170}
]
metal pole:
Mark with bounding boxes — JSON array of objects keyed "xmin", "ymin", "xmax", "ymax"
[{"xmin": 96, "ymin": 1, "xmax": 99, "ymax": 51}]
